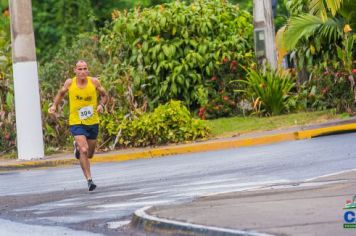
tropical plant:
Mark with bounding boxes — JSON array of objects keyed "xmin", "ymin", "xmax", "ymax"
[
  {"xmin": 280, "ymin": 0, "xmax": 355, "ymax": 88},
  {"xmin": 309, "ymin": 0, "xmax": 344, "ymax": 21},
  {"xmin": 283, "ymin": 14, "xmax": 343, "ymax": 51},
  {"xmin": 236, "ymin": 68, "xmax": 296, "ymax": 116},
  {"xmin": 337, "ymin": 26, "xmax": 355, "ymax": 74},
  {"xmin": 282, "ymin": 0, "xmax": 356, "ymax": 51}
]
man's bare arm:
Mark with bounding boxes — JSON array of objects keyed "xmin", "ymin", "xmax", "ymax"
[
  {"xmin": 48, "ymin": 79, "xmax": 72, "ymax": 114},
  {"xmin": 92, "ymin": 78, "xmax": 108, "ymax": 111}
]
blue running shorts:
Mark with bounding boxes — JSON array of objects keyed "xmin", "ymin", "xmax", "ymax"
[{"xmin": 69, "ymin": 124, "xmax": 99, "ymax": 139}]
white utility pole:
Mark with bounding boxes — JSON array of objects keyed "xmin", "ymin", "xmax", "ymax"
[
  {"xmin": 9, "ymin": 0, "xmax": 44, "ymax": 160},
  {"xmin": 253, "ymin": 0, "xmax": 277, "ymax": 69}
]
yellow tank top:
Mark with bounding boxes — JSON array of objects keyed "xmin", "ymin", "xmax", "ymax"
[{"xmin": 69, "ymin": 77, "xmax": 99, "ymax": 125}]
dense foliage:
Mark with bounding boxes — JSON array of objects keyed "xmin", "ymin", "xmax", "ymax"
[
  {"xmin": 32, "ymin": 0, "xmax": 96, "ymax": 62},
  {"xmin": 282, "ymin": 0, "xmax": 356, "ymax": 111},
  {"xmin": 0, "ymin": 12, "xmax": 15, "ymax": 154},
  {"xmin": 111, "ymin": 0, "xmax": 254, "ymax": 111},
  {"xmin": 31, "ymin": 0, "xmax": 175, "ymax": 62}
]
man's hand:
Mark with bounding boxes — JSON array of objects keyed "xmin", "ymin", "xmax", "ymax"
[
  {"xmin": 48, "ymin": 105, "xmax": 57, "ymax": 115},
  {"xmin": 97, "ymin": 104, "xmax": 104, "ymax": 114}
]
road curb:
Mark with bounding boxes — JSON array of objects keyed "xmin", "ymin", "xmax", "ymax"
[
  {"xmin": 1, "ymin": 123, "xmax": 356, "ymax": 171},
  {"xmin": 0, "ymin": 159, "xmax": 78, "ymax": 171},
  {"xmin": 131, "ymin": 206, "xmax": 273, "ymax": 236},
  {"xmin": 296, "ymin": 123, "xmax": 356, "ymax": 139}
]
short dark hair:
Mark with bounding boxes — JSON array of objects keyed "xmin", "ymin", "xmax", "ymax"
[{"xmin": 75, "ymin": 60, "xmax": 87, "ymax": 67}]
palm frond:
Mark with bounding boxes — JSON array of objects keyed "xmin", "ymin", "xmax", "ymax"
[
  {"xmin": 310, "ymin": 0, "xmax": 328, "ymax": 21},
  {"xmin": 283, "ymin": 14, "xmax": 323, "ymax": 50},
  {"xmin": 309, "ymin": 0, "xmax": 343, "ymax": 20},
  {"xmin": 283, "ymin": 13, "xmax": 342, "ymax": 50},
  {"xmin": 317, "ymin": 17, "xmax": 343, "ymax": 43}
]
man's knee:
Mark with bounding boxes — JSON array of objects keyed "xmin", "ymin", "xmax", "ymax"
[
  {"xmin": 88, "ymin": 151, "xmax": 94, "ymax": 159},
  {"xmin": 79, "ymin": 146, "xmax": 88, "ymax": 157}
]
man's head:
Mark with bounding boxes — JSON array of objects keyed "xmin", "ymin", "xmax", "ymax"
[{"xmin": 74, "ymin": 60, "xmax": 89, "ymax": 80}]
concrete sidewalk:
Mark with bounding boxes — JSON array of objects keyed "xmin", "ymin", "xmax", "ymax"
[
  {"xmin": 134, "ymin": 170, "xmax": 356, "ymax": 236},
  {"xmin": 1, "ymin": 117, "xmax": 356, "ymax": 172},
  {"xmin": 127, "ymin": 117, "xmax": 356, "ymax": 236}
]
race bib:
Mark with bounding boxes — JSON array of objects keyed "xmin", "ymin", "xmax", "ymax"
[{"xmin": 78, "ymin": 106, "xmax": 94, "ymax": 120}]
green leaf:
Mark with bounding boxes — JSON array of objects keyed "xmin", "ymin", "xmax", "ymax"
[
  {"xmin": 162, "ymin": 45, "xmax": 170, "ymax": 58},
  {"xmin": 171, "ymin": 82, "xmax": 177, "ymax": 95},
  {"xmin": 172, "ymin": 26, "xmax": 177, "ymax": 35},
  {"xmin": 336, "ymin": 46, "xmax": 343, "ymax": 60},
  {"xmin": 142, "ymin": 41, "xmax": 148, "ymax": 53},
  {"xmin": 5, "ymin": 92, "xmax": 13, "ymax": 108},
  {"xmin": 160, "ymin": 17, "xmax": 167, "ymax": 27}
]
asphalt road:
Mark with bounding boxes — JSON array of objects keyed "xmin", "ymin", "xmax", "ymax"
[{"xmin": 1, "ymin": 132, "xmax": 356, "ymax": 235}]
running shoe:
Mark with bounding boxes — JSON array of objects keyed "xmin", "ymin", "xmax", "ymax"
[{"xmin": 88, "ymin": 179, "xmax": 97, "ymax": 191}]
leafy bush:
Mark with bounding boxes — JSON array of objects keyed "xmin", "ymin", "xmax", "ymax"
[
  {"xmin": 111, "ymin": 0, "xmax": 254, "ymax": 109},
  {"xmin": 197, "ymin": 87, "xmax": 237, "ymax": 119},
  {"xmin": 236, "ymin": 68, "xmax": 296, "ymax": 116},
  {"xmin": 196, "ymin": 58, "xmax": 249, "ymax": 119},
  {"xmin": 0, "ymin": 13, "xmax": 16, "ymax": 154},
  {"xmin": 302, "ymin": 67, "xmax": 355, "ymax": 112},
  {"xmin": 297, "ymin": 29, "xmax": 356, "ymax": 113},
  {"xmin": 113, "ymin": 100, "xmax": 210, "ymax": 147}
]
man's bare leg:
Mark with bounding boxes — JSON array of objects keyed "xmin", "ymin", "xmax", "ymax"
[
  {"xmin": 87, "ymin": 139, "xmax": 97, "ymax": 159},
  {"xmin": 74, "ymin": 135, "xmax": 92, "ymax": 180}
]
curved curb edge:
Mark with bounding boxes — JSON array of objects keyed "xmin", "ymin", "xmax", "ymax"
[{"xmin": 131, "ymin": 206, "xmax": 274, "ymax": 236}]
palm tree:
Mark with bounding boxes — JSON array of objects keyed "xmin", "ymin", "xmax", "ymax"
[
  {"xmin": 282, "ymin": 0, "xmax": 355, "ymax": 51},
  {"xmin": 309, "ymin": 0, "xmax": 343, "ymax": 21}
]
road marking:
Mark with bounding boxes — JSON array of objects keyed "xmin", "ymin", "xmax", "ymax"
[
  {"xmin": 305, "ymin": 168, "xmax": 356, "ymax": 182},
  {"xmin": 89, "ymin": 200, "xmax": 172, "ymax": 209}
]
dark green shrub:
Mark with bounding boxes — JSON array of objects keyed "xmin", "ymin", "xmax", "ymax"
[{"xmin": 111, "ymin": 0, "xmax": 254, "ymax": 109}]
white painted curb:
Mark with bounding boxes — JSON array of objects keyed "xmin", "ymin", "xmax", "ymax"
[{"xmin": 133, "ymin": 206, "xmax": 274, "ymax": 236}]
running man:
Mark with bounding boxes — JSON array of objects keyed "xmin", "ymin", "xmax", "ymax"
[{"xmin": 48, "ymin": 60, "xmax": 108, "ymax": 191}]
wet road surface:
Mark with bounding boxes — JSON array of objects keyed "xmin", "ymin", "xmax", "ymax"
[{"xmin": 1, "ymin": 132, "xmax": 356, "ymax": 235}]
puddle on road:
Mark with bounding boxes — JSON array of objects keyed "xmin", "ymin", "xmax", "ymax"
[{"xmin": 106, "ymin": 220, "xmax": 131, "ymax": 229}]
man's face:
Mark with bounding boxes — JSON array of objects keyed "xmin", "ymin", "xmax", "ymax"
[{"xmin": 74, "ymin": 62, "xmax": 88, "ymax": 79}]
